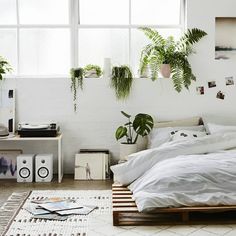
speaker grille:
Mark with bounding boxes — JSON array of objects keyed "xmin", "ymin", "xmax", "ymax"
[
  {"xmin": 37, "ymin": 167, "xmax": 49, "ymax": 178},
  {"xmin": 19, "ymin": 167, "xmax": 30, "ymax": 179}
]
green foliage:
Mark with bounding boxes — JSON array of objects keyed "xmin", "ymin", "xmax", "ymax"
[
  {"xmin": 115, "ymin": 111, "xmax": 154, "ymax": 144},
  {"xmin": 70, "ymin": 68, "xmax": 84, "ymax": 112},
  {"xmin": 111, "ymin": 65, "xmax": 133, "ymax": 100},
  {"xmin": 84, "ymin": 64, "xmax": 102, "ymax": 77},
  {"xmin": 0, "ymin": 56, "xmax": 12, "ymax": 81},
  {"xmin": 140, "ymin": 27, "xmax": 207, "ymax": 91}
]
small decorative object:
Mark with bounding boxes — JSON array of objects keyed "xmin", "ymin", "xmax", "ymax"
[
  {"xmin": 225, "ymin": 76, "xmax": 234, "ymax": 86},
  {"xmin": 216, "ymin": 91, "xmax": 225, "ymax": 100},
  {"xmin": 0, "ymin": 124, "xmax": 9, "ymax": 137},
  {"xmin": 103, "ymin": 58, "xmax": 111, "ymax": 78},
  {"xmin": 0, "ymin": 89, "xmax": 15, "ymax": 133},
  {"xmin": 84, "ymin": 64, "xmax": 102, "ymax": 78},
  {"xmin": 115, "ymin": 111, "xmax": 154, "ymax": 160},
  {"xmin": 111, "ymin": 65, "xmax": 133, "ymax": 100},
  {"xmin": 139, "ymin": 27, "xmax": 207, "ymax": 91},
  {"xmin": 0, "ymin": 55, "xmax": 12, "ymax": 81},
  {"xmin": 208, "ymin": 81, "xmax": 216, "ymax": 88},
  {"xmin": 196, "ymin": 86, "xmax": 205, "ymax": 95},
  {"xmin": 70, "ymin": 68, "xmax": 84, "ymax": 112},
  {"xmin": 0, "ymin": 149, "xmax": 22, "ymax": 179},
  {"xmin": 215, "ymin": 17, "xmax": 236, "ymax": 60}
]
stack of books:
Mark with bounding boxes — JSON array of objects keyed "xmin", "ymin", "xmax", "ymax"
[{"xmin": 24, "ymin": 198, "xmax": 97, "ymax": 221}]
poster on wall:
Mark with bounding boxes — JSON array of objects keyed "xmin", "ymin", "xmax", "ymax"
[
  {"xmin": 0, "ymin": 89, "xmax": 16, "ymax": 133},
  {"xmin": 215, "ymin": 17, "xmax": 236, "ymax": 60}
]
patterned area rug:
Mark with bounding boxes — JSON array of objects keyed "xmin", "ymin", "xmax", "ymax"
[{"xmin": 0, "ymin": 190, "xmax": 112, "ymax": 236}]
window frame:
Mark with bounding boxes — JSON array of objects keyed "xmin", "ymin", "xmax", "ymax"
[{"xmin": 0, "ymin": 0, "xmax": 186, "ymax": 78}]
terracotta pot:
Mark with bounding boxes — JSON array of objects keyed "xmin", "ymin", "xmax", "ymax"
[
  {"xmin": 160, "ymin": 64, "xmax": 171, "ymax": 78},
  {"xmin": 119, "ymin": 143, "xmax": 137, "ymax": 161}
]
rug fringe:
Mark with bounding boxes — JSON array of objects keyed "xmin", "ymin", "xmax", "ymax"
[{"xmin": 0, "ymin": 192, "xmax": 29, "ymax": 236}]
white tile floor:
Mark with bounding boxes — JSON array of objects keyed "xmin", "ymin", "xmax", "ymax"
[{"xmin": 89, "ymin": 214, "xmax": 236, "ymax": 236}]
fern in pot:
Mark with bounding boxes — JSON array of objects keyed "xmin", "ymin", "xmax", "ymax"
[
  {"xmin": 140, "ymin": 27, "xmax": 207, "ymax": 92},
  {"xmin": 84, "ymin": 64, "xmax": 102, "ymax": 78},
  {"xmin": 0, "ymin": 56, "xmax": 12, "ymax": 81},
  {"xmin": 115, "ymin": 111, "xmax": 154, "ymax": 161}
]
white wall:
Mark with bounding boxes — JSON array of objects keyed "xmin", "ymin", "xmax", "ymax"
[{"xmin": 1, "ymin": 0, "xmax": 236, "ymax": 173}]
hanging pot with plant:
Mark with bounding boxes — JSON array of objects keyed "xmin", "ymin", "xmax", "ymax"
[
  {"xmin": 111, "ymin": 65, "xmax": 133, "ymax": 100},
  {"xmin": 84, "ymin": 64, "xmax": 102, "ymax": 78},
  {"xmin": 115, "ymin": 111, "xmax": 154, "ymax": 161},
  {"xmin": 70, "ymin": 67, "xmax": 84, "ymax": 112},
  {"xmin": 140, "ymin": 27, "xmax": 207, "ymax": 91}
]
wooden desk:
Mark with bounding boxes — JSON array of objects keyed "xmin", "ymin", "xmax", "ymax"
[{"xmin": 0, "ymin": 134, "xmax": 63, "ymax": 183}]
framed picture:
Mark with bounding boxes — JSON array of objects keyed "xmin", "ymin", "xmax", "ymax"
[
  {"xmin": 215, "ymin": 17, "xmax": 236, "ymax": 60},
  {"xmin": 74, "ymin": 153, "xmax": 108, "ymax": 180},
  {"xmin": 0, "ymin": 150, "xmax": 22, "ymax": 179},
  {"xmin": 0, "ymin": 89, "xmax": 16, "ymax": 133}
]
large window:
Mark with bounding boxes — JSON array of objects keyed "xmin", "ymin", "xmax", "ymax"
[{"xmin": 0, "ymin": 0, "xmax": 185, "ymax": 77}]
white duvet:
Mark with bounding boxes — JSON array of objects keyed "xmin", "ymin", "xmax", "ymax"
[{"xmin": 111, "ymin": 132, "xmax": 236, "ymax": 212}]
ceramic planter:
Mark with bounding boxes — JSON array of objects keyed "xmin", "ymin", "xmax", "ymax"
[
  {"xmin": 160, "ymin": 64, "xmax": 171, "ymax": 78},
  {"xmin": 84, "ymin": 69, "xmax": 100, "ymax": 78},
  {"xmin": 119, "ymin": 143, "xmax": 137, "ymax": 161}
]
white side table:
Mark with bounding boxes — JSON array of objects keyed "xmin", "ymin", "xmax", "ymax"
[{"xmin": 0, "ymin": 134, "xmax": 63, "ymax": 183}]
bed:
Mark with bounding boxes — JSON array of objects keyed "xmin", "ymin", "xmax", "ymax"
[{"xmin": 111, "ymin": 117, "xmax": 236, "ymax": 226}]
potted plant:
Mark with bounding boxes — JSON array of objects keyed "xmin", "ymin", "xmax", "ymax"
[
  {"xmin": 111, "ymin": 65, "xmax": 133, "ymax": 100},
  {"xmin": 0, "ymin": 56, "xmax": 12, "ymax": 81},
  {"xmin": 140, "ymin": 27, "xmax": 207, "ymax": 91},
  {"xmin": 70, "ymin": 67, "xmax": 84, "ymax": 112},
  {"xmin": 84, "ymin": 64, "xmax": 102, "ymax": 78},
  {"xmin": 115, "ymin": 111, "xmax": 154, "ymax": 161}
]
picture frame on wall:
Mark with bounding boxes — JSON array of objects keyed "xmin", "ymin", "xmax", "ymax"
[
  {"xmin": 0, "ymin": 149, "xmax": 22, "ymax": 179},
  {"xmin": 0, "ymin": 89, "xmax": 16, "ymax": 133}
]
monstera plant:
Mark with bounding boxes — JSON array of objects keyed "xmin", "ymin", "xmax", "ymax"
[
  {"xmin": 115, "ymin": 111, "xmax": 154, "ymax": 161},
  {"xmin": 140, "ymin": 27, "xmax": 207, "ymax": 92}
]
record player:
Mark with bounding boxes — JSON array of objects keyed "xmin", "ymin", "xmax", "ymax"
[{"xmin": 18, "ymin": 122, "xmax": 60, "ymax": 137}]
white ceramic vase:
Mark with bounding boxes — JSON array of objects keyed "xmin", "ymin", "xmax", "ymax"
[
  {"xmin": 160, "ymin": 64, "xmax": 171, "ymax": 78},
  {"xmin": 119, "ymin": 143, "xmax": 137, "ymax": 161},
  {"xmin": 103, "ymin": 58, "xmax": 111, "ymax": 78}
]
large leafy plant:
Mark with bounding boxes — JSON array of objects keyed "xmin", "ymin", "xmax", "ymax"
[
  {"xmin": 140, "ymin": 27, "xmax": 207, "ymax": 92},
  {"xmin": 0, "ymin": 56, "xmax": 12, "ymax": 81},
  {"xmin": 115, "ymin": 111, "xmax": 154, "ymax": 144}
]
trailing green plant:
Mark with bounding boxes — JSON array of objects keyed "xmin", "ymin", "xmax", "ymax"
[
  {"xmin": 111, "ymin": 65, "xmax": 133, "ymax": 100},
  {"xmin": 140, "ymin": 27, "xmax": 207, "ymax": 92},
  {"xmin": 84, "ymin": 64, "xmax": 102, "ymax": 78},
  {"xmin": 70, "ymin": 67, "xmax": 84, "ymax": 112},
  {"xmin": 0, "ymin": 56, "xmax": 12, "ymax": 81},
  {"xmin": 115, "ymin": 111, "xmax": 154, "ymax": 144}
]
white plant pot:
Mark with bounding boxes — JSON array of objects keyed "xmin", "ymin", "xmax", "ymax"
[
  {"xmin": 84, "ymin": 69, "xmax": 99, "ymax": 78},
  {"xmin": 119, "ymin": 143, "xmax": 137, "ymax": 161},
  {"xmin": 160, "ymin": 64, "xmax": 171, "ymax": 78}
]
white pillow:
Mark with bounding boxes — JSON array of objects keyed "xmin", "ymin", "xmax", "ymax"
[
  {"xmin": 208, "ymin": 123, "xmax": 236, "ymax": 134},
  {"xmin": 202, "ymin": 115, "xmax": 236, "ymax": 133},
  {"xmin": 148, "ymin": 125, "xmax": 206, "ymax": 148},
  {"xmin": 171, "ymin": 129, "xmax": 207, "ymax": 141}
]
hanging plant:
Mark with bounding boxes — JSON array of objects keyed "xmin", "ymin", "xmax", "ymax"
[
  {"xmin": 140, "ymin": 27, "xmax": 207, "ymax": 92},
  {"xmin": 111, "ymin": 65, "xmax": 133, "ymax": 100},
  {"xmin": 70, "ymin": 67, "xmax": 84, "ymax": 112},
  {"xmin": 0, "ymin": 56, "xmax": 12, "ymax": 81}
]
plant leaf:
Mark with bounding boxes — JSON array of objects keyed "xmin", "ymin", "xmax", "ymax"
[
  {"xmin": 121, "ymin": 111, "xmax": 131, "ymax": 119},
  {"xmin": 115, "ymin": 126, "xmax": 128, "ymax": 140},
  {"xmin": 133, "ymin": 114, "xmax": 154, "ymax": 137}
]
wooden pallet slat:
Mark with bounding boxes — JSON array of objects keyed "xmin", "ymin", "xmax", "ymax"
[{"xmin": 112, "ymin": 183, "xmax": 236, "ymax": 226}]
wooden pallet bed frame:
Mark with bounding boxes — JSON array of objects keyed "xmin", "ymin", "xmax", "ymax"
[{"xmin": 112, "ymin": 183, "xmax": 236, "ymax": 226}]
